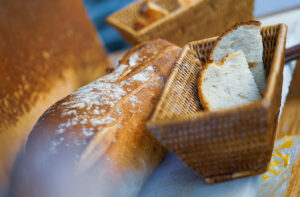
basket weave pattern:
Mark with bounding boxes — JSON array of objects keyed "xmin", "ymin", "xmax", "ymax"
[
  {"xmin": 107, "ymin": 0, "xmax": 254, "ymax": 46},
  {"xmin": 147, "ymin": 24, "xmax": 287, "ymax": 183}
]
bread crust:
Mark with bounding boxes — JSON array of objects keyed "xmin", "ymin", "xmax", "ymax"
[
  {"xmin": 10, "ymin": 39, "xmax": 181, "ymax": 197},
  {"xmin": 209, "ymin": 20, "xmax": 261, "ymax": 61},
  {"xmin": 208, "ymin": 20, "xmax": 266, "ymax": 94},
  {"xmin": 0, "ymin": 0, "xmax": 110, "ymax": 189},
  {"xmin": 198, "ymin": 62, "xmax": 212, "ymax": 110}
]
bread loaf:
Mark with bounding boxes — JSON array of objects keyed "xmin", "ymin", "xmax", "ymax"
[
  {"xmin": 10, "ymin": 39, "xmax": 181, "ymax": 197},
  {"xmin": 0, "ymin": 0, "xmax": 110, "ymax": 191},
  {"xmin": 198, "ymin": 51, "xmax": 261, "ymax": 111},
  {"xmin": 210, "ymin": 21, "xmax": 266, "ymax": 93}
]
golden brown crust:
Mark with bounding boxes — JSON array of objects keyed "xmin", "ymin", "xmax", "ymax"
[
  {"xmin": 0, "ymin": 0, "xmax": 110, "ymax": 130},
  {"xmin": 198, "ymin": 62, "xmax": 213, "ymax": 111},
  {"xmin": 10, "ymin": 39, "xmax": 181, "ymax": 197},
  {"xmin": 209, "ymin": 20, "xmax": 261, "ymax": 61},
  {"xmin": 119, "ymin": 39, "xmax": 173, "ymax": 66}
]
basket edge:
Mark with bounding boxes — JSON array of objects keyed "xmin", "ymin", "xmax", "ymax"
[
  {"xmin": 263, "ymin": 24, "xmax": 288, "ymax": 102},
  {"xmin": 147, "ymin": 23, "xmax": 287, "ymax": 129}
]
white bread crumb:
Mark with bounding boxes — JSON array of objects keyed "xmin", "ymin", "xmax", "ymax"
[{"xmin": 199, "ymin": 51, "xmax": 261, "ymax": 111}]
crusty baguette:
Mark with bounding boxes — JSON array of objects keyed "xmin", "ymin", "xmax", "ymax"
[
  {"xmin": 10, "ymin": 39, "xmax": 181, "ymax": 197},
  {"xmin": 198, "ymin": 51, "xmax": 261, "ymax": 111},
  {"xmin": 210, "ymin": 21, "xmax": 266, "ymax": 93},
  {"xmin": 0, "ymin": 0, "xmax": 110, "ymax": 191}
]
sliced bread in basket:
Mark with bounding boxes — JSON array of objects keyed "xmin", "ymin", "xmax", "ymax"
[
  {"xmin": 198, "ymin": 51, "xmax": 261, "ymax": 111},
  {"xmin": 210, "ymin": 21, "xmax": 266, "ymax": 93}
]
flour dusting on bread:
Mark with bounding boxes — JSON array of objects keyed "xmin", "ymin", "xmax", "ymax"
[{"xmin": 53, "ymin": 64, "xmax": 156, "ymax": 138}]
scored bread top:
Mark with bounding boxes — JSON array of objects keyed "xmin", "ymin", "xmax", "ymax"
[
  {"xmin": 27, "ymin": 39, "xmax": 179, "ymax": 170},
  {"xmin": 11, "ymin": 39, "xmax": 181, "ymax": 197},
  {"xmin": 210, "ymin": 20, "xmax": 263, "ymax": 63},
  {"xmin": 0, "ymin": 0, "xmax": 110, "ymax": 129},
  {"xmin": 198, "ymin": 51, "xmax": 261, "ymax": 111}
]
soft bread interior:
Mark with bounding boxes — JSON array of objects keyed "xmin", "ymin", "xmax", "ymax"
[
  {"xmin": 249, "ymin": 62, "xmax": 266, "ymax": 94},
  {"xmin": 210, "ymin": 21, "xmax": 266, "ymax": 94},
  {"xmin": 199, "ymin": 51, "xmax": 261, "ymax": 111},
  {"xmin": 211, "ymin": 23, "xmax": 263, "ymax": 63}
]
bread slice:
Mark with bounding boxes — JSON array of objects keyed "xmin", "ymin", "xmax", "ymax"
[
  {"xmin": 198, "ymin": 51, "xmax": 261, "ymax": 111},
  {"xmin": 249, "ymin": 62, "xmax": 266, "ymax": 93},
  {"xmin": 210, "ymin": 21, "xmax": 266, "ymax": 93},
  {"xmin": 0, "ymin": 0, "xmax": 111, "ymax": 191}
]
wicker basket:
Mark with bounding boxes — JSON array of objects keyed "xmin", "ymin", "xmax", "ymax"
[
  {"xmin": 146, "ymin": 24, "xmax": 287, "ymax": 183},
  {"xmin": 106, "ymin": 0, "xmax": 254, "ymax": 46}
]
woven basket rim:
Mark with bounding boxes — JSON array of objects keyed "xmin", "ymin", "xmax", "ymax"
[
  {"xmin": 147, "ymin": 23, "xmax": 287, "ymax": 128},
  {"xmin": 147, "ymin": 97, "xmax": 265, "ymax": 127},
  {"xmin": 146, "ymin": 99, "xmax": 269, "ymax": 128},
  {"xmin": 106, "ymin": 0, "xmax": 204, "ymax": 36}
]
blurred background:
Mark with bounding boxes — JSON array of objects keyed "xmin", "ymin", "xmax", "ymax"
[{"xmin": 83, "ymin": 0, "xmax": 300, "ymax": 53}]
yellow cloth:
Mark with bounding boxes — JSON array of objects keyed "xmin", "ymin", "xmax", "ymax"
[{"xmin": 259, "ymin": 135, "xmax": 300, "ymax": 197}]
